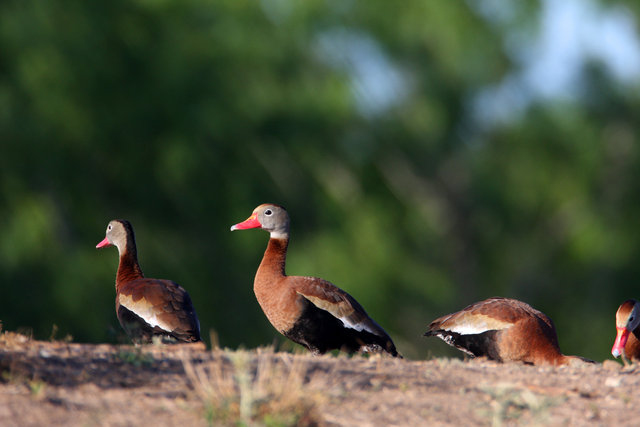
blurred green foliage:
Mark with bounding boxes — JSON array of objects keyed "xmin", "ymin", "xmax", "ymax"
[{"xmin": 1, "ymin": 0, "xmax": 639, "ymax": 361}]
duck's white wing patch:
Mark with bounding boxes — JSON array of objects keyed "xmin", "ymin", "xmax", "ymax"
[
  {"xmin": 444, "ymin": 314, "xmax": 512, "ymax": 335},
  {"xmin": 119, "ymin": 293, "xmax": 173, "ymax": 332},
  {"xmin": 338, "ymin": 314, "xmax": 376, "ymax": 333},
  {"xmin": 301, "ymin": 293, "xmax": 379, "ymax": 334}
]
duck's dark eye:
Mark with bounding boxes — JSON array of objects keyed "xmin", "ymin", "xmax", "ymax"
[
  {"xmin": 264, "ymin": 209, "xmax": 273, "ymax": 216},
  {"xmin": 107, "ymin": 225, "xmax": 112, "ymax": 231}
]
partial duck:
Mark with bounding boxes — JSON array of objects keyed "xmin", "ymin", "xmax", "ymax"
[
  {"xmin": 611, "ymin": 299, "xmax": 640, "ymax": 362},
  {"xmin": 96, "ymin": 219, "xmax": 201, "ymax": 344},
  {"xmin": 424, "ymin": 297, "xmax": 589, "ymax": 365},
  {"xmin": 231, "ymin": 203, "xmax": 399, "ymax": 357}
]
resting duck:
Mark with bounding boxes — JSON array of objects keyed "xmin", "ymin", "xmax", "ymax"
[
  {"xmin": 611, "ymin": 299, "xmax": 640, "ymax": 362},
  {"xmin": 230, "ymin": 203, "xmax": 399, "ymax": 357},
  {"xmin": 424, "ymin": 297, "xmax": 589, "ymax": 365},
  {"xmin": 96, "ymin": 219, "xmax": 201, "ymax": 344}
]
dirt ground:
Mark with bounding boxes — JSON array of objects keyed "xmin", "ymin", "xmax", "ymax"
[{"xmin": 1, "ymin": 331, "xmax": 639, "ymax": 427}]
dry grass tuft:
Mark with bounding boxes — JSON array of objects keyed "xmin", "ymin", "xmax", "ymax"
[
  {"xmin": 0, "ymin": 330, "xmax": 33, "ymax": 352},
  {"xmin": 478, "ymin": 383, "xmax": 562, "ymax": 427},
  {"xmin": 182, "ymin": 347, "xmax": 325, "ymax": 426}
]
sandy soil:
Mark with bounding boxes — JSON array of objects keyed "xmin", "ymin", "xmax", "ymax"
[{"xmin": 1, "ymin": 331, "xmax": 638, "ymax": 426}]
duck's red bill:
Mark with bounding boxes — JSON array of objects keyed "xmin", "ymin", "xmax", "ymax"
[
  {"xmin": 96, "ymin": 237, "xmax": 111, "ymax": 248},
  {"xmin": 230, "ymin": 213, "xmax": 261, "ymax": 231},
  {"xmin": 612, "ymin": 327, "xmax": 630, "ymax": 358}
]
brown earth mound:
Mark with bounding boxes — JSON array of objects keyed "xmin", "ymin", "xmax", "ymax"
[{"xmin": 0, "ymin": 331, "xmax": 637, "ymax": 426}]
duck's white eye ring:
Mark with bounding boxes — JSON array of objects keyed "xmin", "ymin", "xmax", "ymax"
[
  {"xmin": 264, "ymin": 209, "xmax": 273, "ymax": 216},
  {"xmin": 107, "ymin": 224, "xmax": 112, "ymax": 231}
]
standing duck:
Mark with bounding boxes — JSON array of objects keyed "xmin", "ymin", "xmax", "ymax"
[
  {"xmin": 611, "ymin": 299, "xmax": 640, "ymax": 362},
  {"xmin": 96, "ymin": 219, "xmax": 201, "ymax": 344},
  {"xmin": 424, "ymin": 297, "xmax": 589, "ymax": 365},
  {"xmin": 230, "ymin": 203, "xmax": 399, "ymax": 357}
]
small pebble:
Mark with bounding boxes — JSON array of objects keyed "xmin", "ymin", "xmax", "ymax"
[{"xmin": 605, "ymin": 377, "xmax": 621, "ymax": 388}]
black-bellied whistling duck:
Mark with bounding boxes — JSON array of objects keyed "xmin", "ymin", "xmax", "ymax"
[
  {"xmin": 424, "ymin": 297, "xmax": 590, "ymax": 365},
  {"xmin": 96, "ymin": 219, "xmax": 201, "ymax": 344},
  {"xmin": 612, "ymin": 299, "xmax": 640, "ymax": 362},
  {"xmin": 230, "ymin": 204, "xmax": 399, "ymax": 357}
]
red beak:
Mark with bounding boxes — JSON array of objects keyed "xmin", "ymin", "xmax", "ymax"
[
  {"xmin": 230, "ymin": 213, "xmax": 261, "ymax": 231},
  {"xmin": 96, "ymin": 237, "xmax": 112, "ymax": 249},
  {"xmin": 612, "ymin": 326, "xmax": 630, "ymax": 358}
]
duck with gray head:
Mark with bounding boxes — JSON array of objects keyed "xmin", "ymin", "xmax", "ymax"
[
  {"xmin": 231, "ymin": 204, "xmax": 399, "ymax": 357},
  {"xmin": 96, "ymin": 220, "xmax": 201, "ymax": 344}
]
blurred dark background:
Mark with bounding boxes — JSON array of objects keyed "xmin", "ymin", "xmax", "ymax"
[{"xmin": 1, "ymin": 0, "xmax": 639, "ymax": 361}]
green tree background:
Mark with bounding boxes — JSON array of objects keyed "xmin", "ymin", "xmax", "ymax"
[{"xmin": 1, "ymin": 0, "xmax": 639, "ymax": 361}]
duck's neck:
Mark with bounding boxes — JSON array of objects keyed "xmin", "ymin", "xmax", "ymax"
[
  {"xmin": 538, "ymin": 341, "xmax": 578, "ymax": 366},
  {"xmin": 625, "ymin": 330, "xmax": 640, "ymax": 359},
  {"xmin": 116, "ymin": 242, "xmax": 144, "ymax": 292},
  {"xmin": 256, "ymin": 237, "xmax": 289, "ymax": 281}
]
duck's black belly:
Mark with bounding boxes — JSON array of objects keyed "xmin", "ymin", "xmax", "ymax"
[
  {"xmin": 283, "ymin": 298, "xmax": 396, "ymax": 355},
  {"xmin": 439, "ymin": 329, "xmax": 502, "ymax": 361}
]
